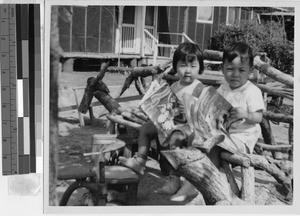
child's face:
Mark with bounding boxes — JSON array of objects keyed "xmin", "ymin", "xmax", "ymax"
[
  {"xmin": 223, "ymin": 56, "xmax": 251, "ymax": 89},
  {"xmin": 176, "ymin": 59, "xmax": 200, "ymax": 86}
]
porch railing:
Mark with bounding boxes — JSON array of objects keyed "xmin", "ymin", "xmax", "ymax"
[
  {"xmin": 143, "ymin": 29, "xmax": 195, "ymax": 65},
  {"xmin": 122, "ymin": 24, "xmax": 135, "ymax": 49}
]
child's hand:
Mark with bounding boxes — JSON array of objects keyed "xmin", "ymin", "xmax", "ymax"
[{"xmin": 229, "ymin": 107, "xmax": 248, "ymax": 121}]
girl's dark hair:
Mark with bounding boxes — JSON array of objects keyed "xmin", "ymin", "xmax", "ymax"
[
  {"xmin": 172, "ymin": 42, "xmax": 204, "ymax": 74},
  {"xmin": 222, "ymin": 42, "xmax": 254, "ymax": 68}
]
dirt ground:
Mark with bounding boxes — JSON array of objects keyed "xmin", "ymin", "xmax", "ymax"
[{"xmin": 56, "ymin": 71, "xmax": 292, "ymax": 206}]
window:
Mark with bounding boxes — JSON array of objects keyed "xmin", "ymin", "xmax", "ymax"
[
  {"xmin": 196, "ymin": 7, "xmax": 214, "ymax": 24},
  {"xmin": 123, "ymin": 6, "xmax": 135, "ymax": 24},
  {"xmin": 145, "ymin": 6, "xmax": 155, "ymax": 26},
  {"xmin": 226, "ymin": 7, "xmax": 240, "ymax": 25}
]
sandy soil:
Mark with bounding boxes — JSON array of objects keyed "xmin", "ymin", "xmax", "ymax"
[{"xmin": 55, "ymin": 71, "xmax": 292, "ymax": 206}]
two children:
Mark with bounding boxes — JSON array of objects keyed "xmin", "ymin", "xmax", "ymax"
[{"xmin": 119, "ymin": 41, "xmax": 265, "ymax": 202}]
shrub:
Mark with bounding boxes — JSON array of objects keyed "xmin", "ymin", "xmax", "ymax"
[{"xmin": 211, "ymin": 20, "xmax": 294, "ymax": 75}]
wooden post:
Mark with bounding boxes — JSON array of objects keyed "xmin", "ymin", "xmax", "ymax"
[
  {"xmin": 117, "ymin": 6, "xmax": 124, "ymax": 67},
  {"xmin": 260, "ymin": 118, "xmax": 282, "ymax": 159},
  {"xmin": 183, "ymin": 7, "xmax": 189, "ymax": 37},
  {"xmin": 241, "ymin": 167, "xmax": 255, "ymax": 204},
  {"xmin": 50, "ymin": 6, "xmax": 60, "ymax": 206},
  {"xmin": 162, "ymin": 148, "xmax": 247, "ymax": 205},
  {"xmin": 88, "ymin": 107, "xmax": 94, "ymax": 125},
  {"xmin": 254, "ymin": 56, "xmax": 294, "ymax": 88},
  {"xmin": 73, "ymin": 88, "xmax": 85, "ymax": 126},
  {"xmin": 221, "ymin": 161, "xmax": 240, "ymax": 197}
]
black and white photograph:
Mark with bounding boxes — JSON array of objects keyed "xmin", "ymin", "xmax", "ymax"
[
  {"xmin": 45, "ymin": 2, "xmax": 297, "ymax": 211},
  {"xmin": 1, "ymin": 0, "xmax": 300, "ymax": 215}
]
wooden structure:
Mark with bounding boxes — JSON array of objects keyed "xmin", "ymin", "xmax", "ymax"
[{"xmin": 57, "ymin": 6, "xmax": 286, "ymax": 70}]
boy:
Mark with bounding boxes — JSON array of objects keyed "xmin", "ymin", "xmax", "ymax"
[{"xmin": 218, "ymin": 41, "xmax": 265, "ymax": 154}]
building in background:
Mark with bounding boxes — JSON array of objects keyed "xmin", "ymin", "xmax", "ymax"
[{"xmin": 57, "ymin": 6, "xmax": 293, "ymax": 70}]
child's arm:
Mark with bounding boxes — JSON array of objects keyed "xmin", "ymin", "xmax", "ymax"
[{"xmin": 229, "ymin": 107, "xmax": 263, "ymax": 124}]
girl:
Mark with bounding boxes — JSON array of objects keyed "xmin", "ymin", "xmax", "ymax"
[{"xmin": 119, "ymin": 42, "xmax": 205, "ymax": 200}]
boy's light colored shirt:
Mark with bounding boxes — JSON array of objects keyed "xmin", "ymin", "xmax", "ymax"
[{"xmin": 217, "ymin": 81, "xmax": 265, "ymax": 152}]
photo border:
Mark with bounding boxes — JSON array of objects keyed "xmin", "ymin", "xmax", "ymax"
[{"xmin": 43, "ymin": 0, "xmax": 300, "ymax": 214}]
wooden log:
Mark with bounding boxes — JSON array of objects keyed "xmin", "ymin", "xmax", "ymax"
[
  {"xmin": 254, "ymin": 56, "xmax": 294, "ymax": 88},
  {"xmin": 134, "ymin": 77, "xmax": 146, "ymax": 95},
  {"xmin": 120, "ymin": 111, "xmax": 146, "ymax": 125},
  {"xmin": 203, "ymin": 49, "xmax": 223, "ymax": 61},
  {"xmin": 241, "ymin": 167, "xmax": 255, "ymax": 204},
  {"xmin": 112, "ymin": 62, "xmax": 172, "ymax": 98},
  {"xmin": 96, "ymin": 61, "xmax": 110, "ymax": 80},
  {"xmin": 202, "ymin": 50, "xmax": 267, "ymax": 62},
  {"xmin": 221, "ymin": 161, "xmax": 240, "ymax": 197},
  {"xmin": 265, "ymin": 156, "xmax": 293, "ymax": 177},
  {"xmin": 50, "ymin": 6, "xmax": 60, "ymax": 206},
  {"xmin": 193, "ymin": 135, "xmax": 225, "ymax": 153},
  {"xmin": 256, "ymin": 142, "xmax": 292, "ymax": 152},
  {"xmin": 260, "ymin": 118, "xmax": 281, "ymax": 159},
  {"xmin": 221, "ymin": 151, "xmax": 292, "ymax": 186},
  {"xmin": 132, "ymin": 108, "xmax": 149, "ymax": 122},
  {"xmin": 78, "ymin": 62, "xmax": 111, "ymax": 114},
  {"xmin": 116, "ymin": 75, "xmax": 135, "ymax": 98},
  {"xmin": 263, "ymin": 111, "xmax": 293, "ymax": 124},
  {"xmin": 256, "ymin": 84, "xmax": 293, "ymax": 100},
  {"xmin": 93, "ymin": 90, "xmax": 121, "ymax": 114},
  {"xmin": 220, "ymin": 152, "xmax": 250, "ymax": 168},
  {"xmin": 248, "ymin": 154, "xmax": 292, "ymax": 185},
  {"xmin": 107, "ymin": 63, "xmax": 171, "ymax": 76},
  {"xmin": 106, "ymin": 114, "xmax": 141, "ymax": 130},
  {"xmin": 161, "ymin": 148, "xmax": 247, "ymax": 205}
]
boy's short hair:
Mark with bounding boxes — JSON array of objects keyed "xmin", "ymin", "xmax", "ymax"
[
  {"xmin": 172, "ymin": 42, "xmax": 204, "ymax": 74},
  {"xmin": 222, "ymin": 42, "xmax": 254, "ymax": 68}
]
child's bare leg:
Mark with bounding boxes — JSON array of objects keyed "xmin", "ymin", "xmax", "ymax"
[
  {"xmin": 155, "ymin": 130, "xmax": 186, "ymax": 194},
  {"xmin": 137, "ymin": 121, "xmax": 157, "ymax": 157},
  {"xmin": 119, "ymin": 121, "xmax": 157, "ymax": 174}
]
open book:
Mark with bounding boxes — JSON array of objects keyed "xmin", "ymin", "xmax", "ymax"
[
  {"xmin": 141, "ymin": 82, "xmax": 243, "ymax": 154},
  {"xmin": 140, "ymin": 81, "xmax": 181, "ymax": 146},
  {"xmin": 182, "ymin": 86, "xmax": 243, "ymax": 155}
]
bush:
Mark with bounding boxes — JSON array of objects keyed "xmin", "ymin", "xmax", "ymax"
[{"xmin": 211, "ymin": 20, "xmax": 294, "ymax": 75}]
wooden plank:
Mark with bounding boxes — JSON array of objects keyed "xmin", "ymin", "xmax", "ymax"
[
  {"xmin": 61, "ymin": 52, "xmax": 141, "ymax": 59},
  {"xmin": 241, "ymin": 167, "xmax": 255, "ymax": 204}
]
